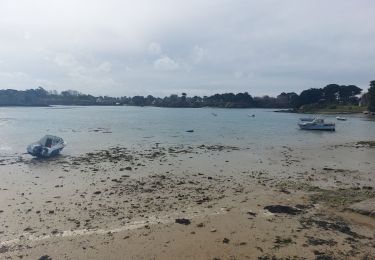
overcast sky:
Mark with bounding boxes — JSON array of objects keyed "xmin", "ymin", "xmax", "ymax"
[{"xmin": 0, "ymin": 0, "xmax": 374, "ymax": 97}]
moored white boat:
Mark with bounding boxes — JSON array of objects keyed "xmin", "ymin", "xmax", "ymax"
[
  {"xmin": 336, "ymin": 116, "xmax": 347, "ymax": 121},
  {"xmin": 298, "ymin": 118, "xmax": 335, "ymax": 131}
]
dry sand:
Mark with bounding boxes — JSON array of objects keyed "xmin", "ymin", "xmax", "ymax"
[{"xmin": 1, "ymin": 142, "xmax": 375, "ymax": 259}]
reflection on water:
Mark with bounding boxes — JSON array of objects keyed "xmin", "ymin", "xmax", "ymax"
[{"xmin": 0, "ymin": 106, "xmax": 375, "ymax": 156}]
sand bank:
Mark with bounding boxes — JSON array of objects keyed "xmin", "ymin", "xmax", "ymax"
[{"xmin": 0, "ymin": 142, "xmax": 375, "ymax": 259}]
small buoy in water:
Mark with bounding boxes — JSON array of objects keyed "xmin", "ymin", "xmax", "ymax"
[{"xmin": 186, "ymin": 129, "xmax": 194, "ymax": 133}]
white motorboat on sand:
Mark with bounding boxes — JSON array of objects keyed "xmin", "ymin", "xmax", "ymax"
[{"xmin": 27, "ymin": 135, "xmax": 66, "ymax": 157}]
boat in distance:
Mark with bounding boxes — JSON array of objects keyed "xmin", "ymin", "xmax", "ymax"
[
  {"xmin": 336, "ymin": 116, "xmax": 347, "ymax": 121},
  {"xmin": 298, "ymin": 118, "xmax": 335, "ymax": 131}
]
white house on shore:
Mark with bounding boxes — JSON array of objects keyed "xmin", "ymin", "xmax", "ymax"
[{"xmin": 359, "ymin": 93, "xmax": 369, "ymax": 107}]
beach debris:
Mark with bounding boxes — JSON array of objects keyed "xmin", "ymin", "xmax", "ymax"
[
  {"xmin": 347, "ymin": 199, "xmax": 375, "ymax": 217},
  {"xmin": 246, "ymin": 211, "xmax": 257, "ymax": 217},
  {"xmin": 273, "ymin": 236, "xmax": 294, "ymax": 249},
  {"xmin": 356, "ymin": 140, "xmax": 375, "ymax": 148},
  {"xmin": 295, "ymin": 204, "xmax": 314, "ymax": 210},
  {"xmin": 175, "ymin": 218, "xmax": 191, "ymax": 225},
  {"xmin": 222, "ymin": 238, "xmax": 230, "ymax": 243},
  {"xmin": 314, "ymin": 251, "xmax": 334, "ymax": 260},
  {"xmin": 264, "ymin": 205, "xmax": 302, "ymax": 215},
  {"xmin": 38, "ymin": 255, "xmax": 52, "ymax": 260},
  {"xmin": 279, "ymin": 187, "xmax": 291, "ymax": 194},
  {"xmin": 306, "ymin": 236, "xmax": 337, "ymax": 246},
  {"xmin": 88, "ymin": 127, "xmax": 112, "ymax": 134},
  {"xmin": 309, "ymin": 187, "xmax": 375, "ymax": 207},
  {"xmin": 299, "ymin": 216, "xmax": 358, "ymax": 237},
  {"xmin": 0, "ymin": 246, "xmax": 9, "ymax": 253},
  {"xmin": 186, "ymin": 129, "xmax": 194, "ymax": 133}
]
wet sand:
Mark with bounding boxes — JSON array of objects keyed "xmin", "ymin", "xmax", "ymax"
[{"xmin": 1, "ymin": 142, "xmax": 375, "ymax": 259}]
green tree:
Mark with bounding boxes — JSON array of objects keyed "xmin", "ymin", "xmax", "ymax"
[
  {"xmin": 323, "ymin": 84, "xmax": 340, "ymax": 102},
  {"xmin": 145, "ymin": 95, "xmax": 155, "ymax": 106},
  {"xmin": 131, "ymin": 96, "xmax": 146, "ymax": 106},
  {"xmin": 299, "ymin": 88, "xmax": 324, "ymax": 106},
  {"xmin": 338, "ymin": 85, "xmax": 362, "ymax": 103},
  {"xmin": 368, "ymin": 81, "xmax": 375, "ymax": 112},
  {"xmin": 181, "ymin": 93, "xmax": 187, "ymax": 105},
  {"xmin": 276, "ymin": 92, "xmax": 299, "ymax": 108}
]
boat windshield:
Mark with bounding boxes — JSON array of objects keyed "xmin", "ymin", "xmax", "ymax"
[
  {"xmin": 38, "ymin": 135, "xmax": 63, "ymax": 146},
  {"xmin": 313, "ymin": 118, "xmax": 324, "ymax": 123}
]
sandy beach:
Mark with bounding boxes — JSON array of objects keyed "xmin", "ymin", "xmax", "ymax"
[
  {"xmin": 0, "ymin": 140, "xmax": 374, "ymax": 260},
  {"xmin": 2, "ymin": 0, "xmax": 375, "ymax": 258}
]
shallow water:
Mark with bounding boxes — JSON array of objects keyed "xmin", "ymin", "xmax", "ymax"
[{"xmin": 1, "ymin": 106, "xmax": 375, "ymax": 156}]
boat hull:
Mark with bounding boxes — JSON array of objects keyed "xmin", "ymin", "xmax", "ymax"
[
  {"xmin": 27, "ymin": 143, "xmax": 65, "ymax": 157},
  {"xmin": 298, "ymin": 124, "xmax": 335, "ymax": 131}
]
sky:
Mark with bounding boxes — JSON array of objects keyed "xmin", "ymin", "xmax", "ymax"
[{"xmin": 0, "ymin": 0, "xmax": 374, "ymax": 97}]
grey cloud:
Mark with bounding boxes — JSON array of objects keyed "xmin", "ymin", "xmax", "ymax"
[
  {"xmin": 148, "ymin": 43, "xmax": 162, "ymax": 56},
  {"xmin": 153, "ymin": 56, "xmax": 180, "ymax": 71},
  {"xmin": 0, "ymin": 0, "xmax": 374, "ymax": 96}
]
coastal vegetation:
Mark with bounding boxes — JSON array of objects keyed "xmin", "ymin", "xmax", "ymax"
[
  {"xmin": 295, "ymin": 84, "xmax": 363, "ymax": 113},
  {"xmin": 0, "ymin": 81, "xmax": 373, "ymax": 113},
  {"xmin": 368, "ymin": 80, "xmax": 375, "ymax": 112}
]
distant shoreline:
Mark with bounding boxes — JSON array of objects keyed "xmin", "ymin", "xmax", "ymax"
[
  {"xmin": 1, "ymin": 104, "xmax": 370, "ymax": 116},
  {"xmin": 0, "ymin": 104, "xmax": 278, "ymax": 109},
  {"xmin": 2, "ymin": 84, "xmax": 372, "ymax": 112}
]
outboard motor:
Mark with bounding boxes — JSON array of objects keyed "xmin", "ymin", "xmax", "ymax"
[{"xmin": 27, "ymin": 143, "xmax": 43, "ymax": 156}]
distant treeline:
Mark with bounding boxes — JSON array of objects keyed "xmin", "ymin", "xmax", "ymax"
[{"xmin": 0, "ymin": 81, "xmax": 374, "ymax": 111}]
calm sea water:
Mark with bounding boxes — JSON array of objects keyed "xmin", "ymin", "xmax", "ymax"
[{"xmin": 1, "ymin": 106, "xmax": 375, "ymax": 156}]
